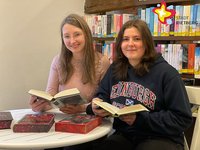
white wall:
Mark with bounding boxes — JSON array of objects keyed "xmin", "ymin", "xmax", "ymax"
[{"xmin": 0, "ymin": 0, "xmax": 84, "ymax": 110}]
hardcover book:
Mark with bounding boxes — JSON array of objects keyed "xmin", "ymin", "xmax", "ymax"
[
  {"xmin": 13, "ymin": 113, "xmax": 55, "ymax": 132},
  {"xmin": 28, "ymin": 88, "xmax": 85, "ymax": 108},
  {"xmin": 93, "ymin": 99, "xmax": 149, "ymax": 117},
  {"xmin": 0, "ymin": 112, "xmax": 13, "ymax": 129},
  {"xmin": 55, "ymin": 114, "xmax": 102, "ymax": 134}
]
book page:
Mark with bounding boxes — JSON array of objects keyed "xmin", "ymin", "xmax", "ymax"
[
  {"xmin": 54, "ymin": 88, "xmax": 80, "ymax": 98},
  {"xmin": 28, "ymin": 89, "xmax": 53, "ymax": 101},
  {"xmin": 117, "ymin": 104, "xmax": 148, "ymax": 116},
  {"xmin": 93, "ymin": 100, "xmax": 119, "ymax": 115},
  {"xmin": 55, "ymin": 95, "xmax": 85, "ymax": 106}
]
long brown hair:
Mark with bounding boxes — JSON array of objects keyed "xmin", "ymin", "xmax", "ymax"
[
  {"xmin": 59, "ymin": 14, "xmax": 96, "ymax": 84},
  {"xmin": 113, "ymin": 19, "xmax": 158, "ymax": 80}
]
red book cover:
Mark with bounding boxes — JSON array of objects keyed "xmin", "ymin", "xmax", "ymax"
[
  {"xmin": 188, "ymin": 44, "xmax": 196, "ymax": 74},
  {"xmin": 55, "ymin": 114, "xmax": 102, "ymax": 134},
  {"xmin": 0, "ymin": 112, "xmax": 13, "ymax": 129},
  {"xmin": 13, "ymin": 113, "xmax": 55, "ymax": 133}
]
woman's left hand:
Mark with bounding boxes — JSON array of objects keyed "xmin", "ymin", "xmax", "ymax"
[{"xmin": 119, "ymin": 113, "xmax": 137, "ymax": 126}]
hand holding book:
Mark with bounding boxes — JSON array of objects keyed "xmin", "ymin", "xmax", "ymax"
[
  {"xmin": 92, "ymin": 98, "xmax": 112, "ymax": 117},
  {"xmin": 29, "ymin": 88, "xmax": 86, "ymax": 108},
  {"xmin": 93, "ymin": 98, "xmax": 149, "ymax": 117}
]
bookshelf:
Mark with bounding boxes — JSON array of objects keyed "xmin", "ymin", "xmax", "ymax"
[{"xmin": 84, "ymin": 0, "xmax": 200, "ymax": 83}]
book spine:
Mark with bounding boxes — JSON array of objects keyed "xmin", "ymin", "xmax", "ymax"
[
  {"xmin": 174, "ymin": 5, "xmax": 180, "ymax": 36},
  {"xmin": 189, "ymin": 5, "xmax": 194, "ymax": 36},
  {"xmin": 182, "ymin": 5, "xmax": 191, "ymax": 36},
  {"xmin": 196, "ymin": 4, "xmax": 200, "ymax": 36},
  {"xmin": 107, "ymin": 14, "xmax": 112, "ymax": 36},
  {"xmin": 149, "ymin": 7, "xmax": 154, "ymax": 35},
  {"xmin": 153, "ymin": 10, "xmax": 158, "ymax": 36},
  {"xmin": 194, "ymin": 47, "xmax": 200, "ymax": 78},
  {"xmin": 192, "ymin": 4, "xmax": 198, "ymax": 36},
  {"xmin": 55, "ymin": 117, "xmax": 102, "ymax": 134},
  {"xmin": 187, "ymin": 44, "xmax": 196, "ymax": 74},
  {"xmin": 169, "ymin": 5, "xmax": 175, "ymax": 36},
  {"xmin": 13, "ymin": 124, "xmax": 53, "ymax": 132},
  {"xmin": 181, "ymin": 44, "xmax": 189, "ymax": 73}
]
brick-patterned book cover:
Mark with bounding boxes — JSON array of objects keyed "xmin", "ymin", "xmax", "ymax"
[
  {"xmin": 13, "ymin": 113, "xmax": 55, "ymax": 132},
  {"xmin": 55, "ymin": 114, "xmax": 102, "ymax": 134},
  {"xmin": 0, "ymin": 112, "xmax": 13, "ymax": 129}
]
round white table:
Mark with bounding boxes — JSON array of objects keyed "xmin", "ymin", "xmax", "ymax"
[{"xmin": 0, "ymin": 109, "xmax": 113, "ymax": 149}]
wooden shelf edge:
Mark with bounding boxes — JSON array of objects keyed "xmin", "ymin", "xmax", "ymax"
[
  {"xmin": 93, "ymin": 36, "xmax": 200, "ymax": 42},
  {"xmin": 85, "ymin": 0, "xmax": 135, "ymax": 14},
  {"xmin": 153, "ymin": 36, "xmax": 200, "ymax": 41},
  {"xmin": 134, "ymin": 0, "xmax": 195, "ymax": 7},
  {"xmin": 84, "ymin": 0, "xmax": 195, "ymax": 14}
]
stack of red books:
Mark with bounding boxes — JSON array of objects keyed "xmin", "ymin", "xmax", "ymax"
[
  {"xmin": 13, "ymin": 113, "xmax": 55, "ymax": 132},
  {"xmin": 0, "ymin": 112, "xmax": 13, "ymax": 129},
  {"xmin": 55, "ymin": 114, "xmax": 102, "ymax": 134}
]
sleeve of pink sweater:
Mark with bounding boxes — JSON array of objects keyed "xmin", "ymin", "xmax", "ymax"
[{"xmin": 46, "ymin": 55, "xmax": 60, "ymax": 96}]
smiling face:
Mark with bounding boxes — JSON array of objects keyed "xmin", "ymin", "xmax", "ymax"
[
  {"xmin": 62, "ymin": 23, "xmax": 85, "ymax": 55},
  {"xmin": 121, "ymin": 27, "xmax": 145, "ymax": 67}
]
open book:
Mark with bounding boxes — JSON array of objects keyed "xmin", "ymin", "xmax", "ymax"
[
  {"xmin": 28, "ymin": 88, "xmax": 85, "ymax": 108},
  {"xmin": 93, "ymin": 99, "xmax": 149, "ymax": 117}
]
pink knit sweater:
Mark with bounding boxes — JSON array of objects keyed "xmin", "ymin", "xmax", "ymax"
[{"xmin": 46, "ymin": 54, "xmax": 110, "ymax": 103}]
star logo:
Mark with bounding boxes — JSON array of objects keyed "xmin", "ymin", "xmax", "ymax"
[{"xmin": 152, "ymin": 1, "xmax": 176, "ymax": 24}]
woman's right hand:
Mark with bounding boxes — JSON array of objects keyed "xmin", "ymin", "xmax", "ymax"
[
  {"xmin": 92, "ymin": 98, "xmax": 111, "ymax": 117},
  {"xmin": 29, "ymin": 95, "xmax": 52, "ymax": 112}
]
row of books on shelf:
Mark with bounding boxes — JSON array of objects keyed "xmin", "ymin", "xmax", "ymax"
[
  {"xmin": 94, "ymin": 41, "xmax": 116, "ymax": 63},
  {"xmin": 156, "ymin": 43, "xmax": 200, "ymax": 76},
  {"xmin": 84, "ymin": 4, "xmax": 200, "ymax": 37},
  {"xmin": 138, "ymin": 4, "xmax": 200, "ymax": 37},
  {"xmin": 84, "ymin": 13, "xmax": 136, "ymax": 38}
]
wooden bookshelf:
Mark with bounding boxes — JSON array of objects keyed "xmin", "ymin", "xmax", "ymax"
[
  {"xmin": 84, "ymin": 0, "xmax": 196, "ymax": 14},
  {"xmin": 85, "ymin": 0, "xmax": 200, "ymax": 81}
]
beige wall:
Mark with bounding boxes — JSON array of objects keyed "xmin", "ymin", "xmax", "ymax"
[{"xmin": 0, "ymin": 0, "xmax": 84, "ymax": 110}]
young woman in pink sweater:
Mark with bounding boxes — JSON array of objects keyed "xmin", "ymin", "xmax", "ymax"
[{"xmin": 30, "ymin": 14, "xmax": 110, "ymax": 114}]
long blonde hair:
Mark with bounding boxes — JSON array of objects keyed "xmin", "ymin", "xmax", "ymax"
[{"xmin": 59, "ymin": 14, "xmax": 96, "ymax": 84}]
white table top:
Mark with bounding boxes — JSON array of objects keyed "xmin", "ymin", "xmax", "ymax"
[{"xmin": 0, "ymin": 109, "xmax": 112, "ymax": 149}]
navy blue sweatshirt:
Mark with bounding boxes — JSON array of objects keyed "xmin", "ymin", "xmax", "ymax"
[{"xmin": 92, "ymin": 55, "xmax": 192, "ymax": 146}]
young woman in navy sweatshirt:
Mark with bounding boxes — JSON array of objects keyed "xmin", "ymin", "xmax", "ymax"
[{"xmin": 87, "ymin": 19, "xmax": 192, "ymax": 150}]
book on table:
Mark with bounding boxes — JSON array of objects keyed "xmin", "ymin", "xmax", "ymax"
[
  {"xmin": 0, "ymin": 112, "xmax": 13, "ymax": 129},
  {"xmin": 13, "ymin": 113, "xmax": 55, "ymax": 133},
  {"xmin": 55, "ymin": 114, "xmax": 102, "ymax": 134},
  {"xmin": 28, "ymin": 88, "xmax": 85, "ymax": 108},
  {"xmin": 93, "ymin": 99, "xmax": 149, "ymax": 117}
]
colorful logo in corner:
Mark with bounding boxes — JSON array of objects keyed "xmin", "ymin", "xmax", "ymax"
[{"xmin": 152, "ymin": 1, "xmax": 176, "ymax": 25}]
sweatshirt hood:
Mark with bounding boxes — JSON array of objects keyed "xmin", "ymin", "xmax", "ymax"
[{"xmin": 153, "ymin": 53, "xmax": 167, "ymax": 66}]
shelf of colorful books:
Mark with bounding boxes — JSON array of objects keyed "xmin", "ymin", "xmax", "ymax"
[
  {"xmin": 85, "ymin": 0, "xmax": 200, "ymax": 83},
  {"xmin": 85, "ymin": 0, "xmax": 200, "ymax": 40}
]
